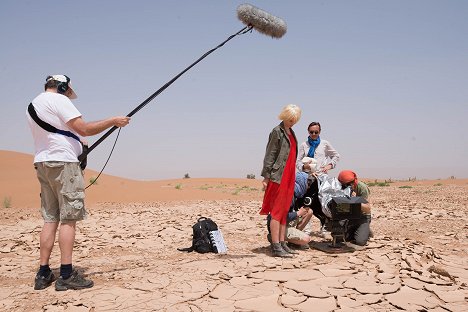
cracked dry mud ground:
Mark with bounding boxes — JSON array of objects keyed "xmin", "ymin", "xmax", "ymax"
[{"xmin": 0, "ymin": 182, "xmax": 467, "ymax": 311}]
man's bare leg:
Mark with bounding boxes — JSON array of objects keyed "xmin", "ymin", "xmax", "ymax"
[
  {"xmin": 58, "ymin": 222, "xmax": 76, "ymax": 265},
  {"xmin": 40, "ymin": 222, "xmax": 59, "ymax": 265}
]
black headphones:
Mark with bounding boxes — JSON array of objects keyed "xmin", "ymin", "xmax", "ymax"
[{"xmin": 47, "ymin": 75, "xmax": 70, "ymax": 94}]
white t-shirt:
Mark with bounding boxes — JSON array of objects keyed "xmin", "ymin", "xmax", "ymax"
[{"xmin": 27, "ymin": 92, "xmax": 83, "ymax": 163}]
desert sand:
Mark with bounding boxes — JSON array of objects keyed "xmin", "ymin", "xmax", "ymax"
[{"xmin": 0, "ymin": 150, "xmax": 467, "ymax": 311}]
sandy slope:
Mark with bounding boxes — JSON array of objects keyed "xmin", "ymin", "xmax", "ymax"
[{"xmin": 0, "ymin": 150, "xmax": 264, "ymax": 208}]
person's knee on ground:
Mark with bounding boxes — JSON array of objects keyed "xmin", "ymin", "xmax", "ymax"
[
  {"xmin": 349, "ymin": 220, "xmax": 370, "ymax": 246},
  {"xmin": 353, "ymin": 225, "xmax": 370, "ymax": 246},
  {"xmin": 288, "ymin": 237, "xmax": 311, "ymax": 246},
  {"xmin": 353, "ymin": 238, "xmax": 368, "ymax": 246},
  {"xmin": 286, "ymin": 226, "xmax": 311, "ymax": 246}
]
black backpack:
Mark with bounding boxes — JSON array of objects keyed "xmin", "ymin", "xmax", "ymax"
[{"xmin": 178, "ymin": 217, "xmax": 219, "ymax": 253}]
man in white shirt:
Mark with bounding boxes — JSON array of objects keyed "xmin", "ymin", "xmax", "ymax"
[{"xmin": 27, "ymin": 75, "xmax": 130, "ymax": 291}]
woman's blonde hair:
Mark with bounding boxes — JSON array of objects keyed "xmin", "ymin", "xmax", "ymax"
[{"xmin": 278, "ymin": 104, "xmax": 302, "ymax": 123}]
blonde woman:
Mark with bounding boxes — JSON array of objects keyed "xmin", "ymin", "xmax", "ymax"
[{"xmin": 260, "ymin": 104, "xmax": 301, "ymax": 257}]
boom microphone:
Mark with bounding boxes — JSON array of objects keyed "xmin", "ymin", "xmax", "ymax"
[
  {"xmin": 237, "ymin": 3, "xmax": 287, "ymax": 39},
  {"xmin": 82, "ymin": 4, "xmax": 286, "ymax": 165}
]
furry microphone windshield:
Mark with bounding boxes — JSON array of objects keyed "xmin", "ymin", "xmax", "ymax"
[{"xmin": 237, "ymin": 3, "xmax": 287, "ymax": 38}]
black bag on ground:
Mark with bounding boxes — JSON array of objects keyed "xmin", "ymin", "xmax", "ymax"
[{"xmin": 178, "ymin": 217, "xmax": 218, "ymax": 253}]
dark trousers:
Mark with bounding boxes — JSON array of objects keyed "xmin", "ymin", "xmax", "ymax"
[{"xmin": 347, "ymin": 215, "xmax": 371, "ymax": 246}]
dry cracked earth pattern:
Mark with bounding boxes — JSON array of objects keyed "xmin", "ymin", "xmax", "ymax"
[{"xmin": 0, "ymin": 183, "xmax": 467, "ymax": 311}]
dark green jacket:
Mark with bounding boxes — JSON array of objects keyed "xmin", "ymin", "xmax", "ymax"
[{"xmin": 261, "ymin": 122, "xmax": 298, "ymax": 183}]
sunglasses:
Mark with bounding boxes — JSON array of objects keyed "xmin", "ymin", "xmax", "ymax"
[{"xmin": 309, "ymin": 131, "xmax": 319, "ymax": 135}]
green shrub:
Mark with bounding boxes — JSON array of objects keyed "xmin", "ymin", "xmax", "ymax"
[
  {"xmin": 89, "ymin": 177, "xmax": 98, "ymax": 185},
  {"xmin": 399, "ymin": 185, "xmax": 412, "ymax": 189},
  {"xmin": 175, "ymin": 183, "xmax": 182, "ymax": 190},
  {"xmin": 434, "ymin": 183, "xmax": 443, "ymax": 186},
  {"xmin": 368, "ymin": 182, "xmax": 390, "ymax": 187},
  {"xmin": 3, "ymin": 196, "xmax": 11, "ymax": 208}
]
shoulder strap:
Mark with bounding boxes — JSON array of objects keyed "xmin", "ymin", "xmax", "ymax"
[{"xmin": 28, "ymin": 103, "xmax": 81, "ymax": 142}]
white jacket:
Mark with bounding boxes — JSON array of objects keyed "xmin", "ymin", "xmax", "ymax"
[{"xmin": 296, "ymin": 139, "xmax": 340, "ymax": 172}]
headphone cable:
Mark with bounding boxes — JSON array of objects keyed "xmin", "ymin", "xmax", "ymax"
[{"xmin": 85, "ymin": 128, "xmax": 121, "ymax": 189}]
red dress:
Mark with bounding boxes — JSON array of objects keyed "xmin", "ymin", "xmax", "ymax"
[{"xmin": 260, "ymin": 132, "xmax": 297, "ymax": 225}]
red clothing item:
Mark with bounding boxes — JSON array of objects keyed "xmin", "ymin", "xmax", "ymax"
[
  {"xmin": 260, "ymin": 132, "xmax": 297, "ymax": 225},
  {"xmin": 338, "ymin": 170, "xmax": 358, "ymax": 189}
]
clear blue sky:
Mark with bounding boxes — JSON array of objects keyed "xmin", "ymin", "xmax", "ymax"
[{"xmin": 1, "ymin": 1, "xmax": 467, "ymax": 180}]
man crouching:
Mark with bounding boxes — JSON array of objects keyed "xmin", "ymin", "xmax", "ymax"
[{"xmin": 337, "ymin": 170, "xmax": 372, "ymax": 246}]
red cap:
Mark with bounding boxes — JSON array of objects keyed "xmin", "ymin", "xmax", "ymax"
[{"xmin": 338, "ymin": 170, "xmax": 357, "ymax": 188}]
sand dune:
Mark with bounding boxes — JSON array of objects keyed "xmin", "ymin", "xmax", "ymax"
[
  {"xmin": 2, "ymin": 150, "xmax": 465, "ymax": 209},
  {"xmin": 0, "ymin": 150, "xmax": 264, "ymax": 208}
]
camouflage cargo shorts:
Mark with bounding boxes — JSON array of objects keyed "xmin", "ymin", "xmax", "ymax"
[{"xmin": 35, "ymin": 161, "xmax": 86, "ymax": 223}]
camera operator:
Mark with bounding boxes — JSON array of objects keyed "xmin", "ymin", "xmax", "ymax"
[{"xmin": 337, "ymin": 170, "xmax": 372, "ymax": 246}]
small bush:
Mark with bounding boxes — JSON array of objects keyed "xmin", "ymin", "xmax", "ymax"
[
  {"xmin": 183, "ymin": 173, "xmax": 190, "ymax": 179},
  {"xmin": 246, "ymin": 174, "xmax": 255, "ymax": 179},
  {"xmin": 368, "ymin": 182, "xmax": 390, "ymax": 187},
  {"xmin": 175, "ymin": 183, "xmax": 182, "ymax": 190},
  {"xmin": 399, "ymin": 185, "xmax": 412, "ymax": 189},
  {"xmin": 434, "ymin": 183, "xmax": 443, "ymax": 186},
  {"xmin": 89, "ymin": 177, "xmax": 98, "ymax": 185},
  {"xmin": 3, "ymin": 196, "xmax": 11, "ymax": 208}
]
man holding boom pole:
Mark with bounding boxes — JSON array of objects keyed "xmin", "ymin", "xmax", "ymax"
[{"xmin": 27, "ymin": 75, "xmax": 130, "ymax": 291}]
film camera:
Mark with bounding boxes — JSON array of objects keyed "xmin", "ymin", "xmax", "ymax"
[{"xmin": 325, "ymin": 196, "xmax": 368, "ymax": 247}]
